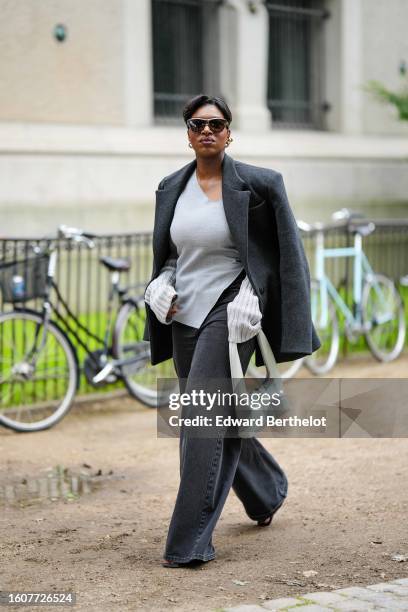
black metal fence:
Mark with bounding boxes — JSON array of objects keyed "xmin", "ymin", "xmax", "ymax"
[
  {"xmin": 302, "ymin": 219, "xmax": 408, "ymax": 288},
  {"xmin": 0, "ymin": 220, "xmax": 407, "ymax": 395},
  {"xmin": 0, "ymin": 233, "xmax": 156, "ymax": 400},
  {"xmin": 0, "ymin": 232, "xmax": 153, "ymax": 322},
  {"xmin": 1, "ymin": 219, "xmax": 407, "ymax": 327}
]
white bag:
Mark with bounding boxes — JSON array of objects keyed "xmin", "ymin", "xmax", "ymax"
[{"xmin": 229, "ymin": 329, "xmax": 289, "ymax": 438}]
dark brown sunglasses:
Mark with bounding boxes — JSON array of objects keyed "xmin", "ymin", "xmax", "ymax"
[{"xmin": 186, "ymin": 118, "xmax": 229, "ymax": 133}]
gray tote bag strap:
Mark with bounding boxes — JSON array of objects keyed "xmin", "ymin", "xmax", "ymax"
[{"xmin": 229, "ymin": 328, "xmax": 282, "ymax": 391}]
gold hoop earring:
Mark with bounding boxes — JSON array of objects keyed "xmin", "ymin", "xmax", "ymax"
[
  {"xmin": 188, "ymin": 142, "xmax": 193, "ymax": 148},
  {"xmin": 225, "ymin": 136, "xmax": 233, "ymax": 147}
]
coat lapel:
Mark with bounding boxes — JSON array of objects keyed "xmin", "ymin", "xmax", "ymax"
[
  {"xmin": 221, "ymin": 153, "xmax": 251, "ymax": 268},
  {"xmin": 153, "ymin": 159, "xmax": 196, "ymax": 270},
  {"xmin": 153, "ymin": 153, "xmax": 251, "ymax": 273}
]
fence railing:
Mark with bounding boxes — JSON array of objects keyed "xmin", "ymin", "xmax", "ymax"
[
  {"xmin": 0, "ymin": 232, "xmax": 156, "ymax": 398},
  {"xmin": 1, "ymin": 218, "xmax": 407, "ymax": 368},
  {"xmin": 0, "ymin": 232, "xmax": 153, "ymax": 317},
  {"xmin": 301, "ymin": 218, "xmax": 408, "ymax": 285},
  {"xmin": 300, "ymin": 218, "xmax": 408, "ymax": 357}
]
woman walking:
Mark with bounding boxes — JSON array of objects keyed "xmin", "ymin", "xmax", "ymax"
[{"xmin": 144, "ymin": 94, "xmax": 320, "ymax": 568}]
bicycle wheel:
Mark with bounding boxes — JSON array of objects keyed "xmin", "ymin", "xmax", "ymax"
[
  {"xmin": 113, "ymin": 300, "xmax": 178, "ymax": 408},
  {"xmin": 362, "ymin": 273, "xmax": 406, "ymax": 362},
  {"xmin": 0, "ymin": 310, "xmax": 78, "ymax": 432},
  {"xmin": 305, "ymin": 279, "xmax": 340, "ymax": 375}
]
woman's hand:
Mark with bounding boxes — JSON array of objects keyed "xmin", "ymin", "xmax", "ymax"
[
  {"xmin": 166, "ymin": 297, "xmax": 179, "ymax": 322},
  {"xmin": 145, "ymin": 280, "xmax": 177, "ymax": 325}
]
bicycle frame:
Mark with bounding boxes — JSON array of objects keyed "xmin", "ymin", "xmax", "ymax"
[
  {"xmin": 16, "ymin": 245, "xmax": 145, "ymax": 380},
  {"xmin": 0, "ymin": 227, "xmax": 160, "ymax": 430},
  {"xmin": 313, "ymin": 230, "xmax": 392, "ymax": 331}
]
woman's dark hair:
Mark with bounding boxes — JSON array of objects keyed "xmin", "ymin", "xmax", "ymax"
[{"xmin": 182, "ymin": 94, "xmax": 232, "ymax": 125}]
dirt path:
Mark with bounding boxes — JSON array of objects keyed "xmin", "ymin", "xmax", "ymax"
[{"xmin": 1, "ymin": 356, "xmax": 407, "ymax": 611}]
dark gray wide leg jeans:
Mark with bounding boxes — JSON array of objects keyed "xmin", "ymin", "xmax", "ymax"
[{"xmin": 164, "ymin": 271, "xmax": 288, "ymax": 563}]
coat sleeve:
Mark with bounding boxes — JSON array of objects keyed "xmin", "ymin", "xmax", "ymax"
[{"xmin": 268, "ymin": 172, "xmax": 321, "ymax": 358}]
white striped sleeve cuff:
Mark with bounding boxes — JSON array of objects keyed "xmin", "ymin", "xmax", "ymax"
[
  {"xmin": 227, "ymin": 275, "xmax": 263, "ymax": 343},
  {"xmin": 144, "ymin": 259, "xmax": 177, "ymax": 325}
]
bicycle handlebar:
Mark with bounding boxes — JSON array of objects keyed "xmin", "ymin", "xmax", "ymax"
[
  {"xmin": 58, "ymin": 225, "xmax": 96, "ymax": 248},
  {"xmin": 297, "ymin": 218, "xmax": 347, "ymax": 233},
  {"xmin": 297, "ymin": 208, "xmax": 374, "ymax": 234},
  {"xmin": 331, "ymin": 207, "xmax": 365, "ymax": 222}
]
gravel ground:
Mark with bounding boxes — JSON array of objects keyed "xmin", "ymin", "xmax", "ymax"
[{"xmin": 0, "ymin": 354, "xmax": 407, "ymax": 611}]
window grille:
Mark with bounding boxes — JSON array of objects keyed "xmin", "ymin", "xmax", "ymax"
[
  {"xmin": 265, "ymin": 0, "xmax": 329, "ymax": 129},
  {"xmin": 152, "ymin": 0, "xmax": 222, "ymax": 123}
]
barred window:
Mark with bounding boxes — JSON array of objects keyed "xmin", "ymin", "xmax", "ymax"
[
  {"xmin": 265, "ymin": 0, "xmax": 329, "ymax": 129},
  {"xmin": 152, "ymin": 0, "xmax": 221, "ymax": 123}
]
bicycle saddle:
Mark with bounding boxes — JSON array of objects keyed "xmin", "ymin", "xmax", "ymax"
[
  {"xmin": 348, "ymin": 222, "xmax": 376, "ymax": 237},
  {"xmin": 99, "ymin": 256, "xmax": 131, "ymax": 272}
]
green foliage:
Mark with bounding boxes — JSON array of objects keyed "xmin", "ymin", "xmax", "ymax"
[{"xmin": 365, "ymin": 78, "xmax": 408, "ymax": 121}]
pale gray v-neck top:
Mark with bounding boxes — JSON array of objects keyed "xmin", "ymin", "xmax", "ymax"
[{"xmin": 169, "ymin": 170, "xmax": 244, "ymax": 328}]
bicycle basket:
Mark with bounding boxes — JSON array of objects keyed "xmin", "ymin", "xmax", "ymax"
[{"xmin": 0, "ymin": 254, "xmax": 49, "ymax": 303}]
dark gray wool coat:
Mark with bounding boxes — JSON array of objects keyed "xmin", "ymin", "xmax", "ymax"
[{"xmin": 143, "ymin": 152, "xmax": 321, "ymax": 366}]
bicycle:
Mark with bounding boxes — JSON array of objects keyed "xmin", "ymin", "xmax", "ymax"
[
  {"xmin": 298, "ymin": 210, "xmax": 406, "ymax": 375},
  {"xmin": 0, "ymin": 226, "xmax": 174, "ymax": 432}
]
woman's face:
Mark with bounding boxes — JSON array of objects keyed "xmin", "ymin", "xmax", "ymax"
[{"xmin": 187, "ymin": 104, "xmax": 231, "ymax": 158}]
